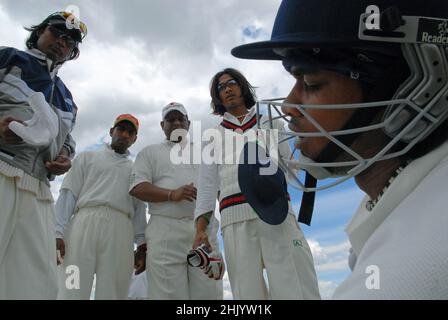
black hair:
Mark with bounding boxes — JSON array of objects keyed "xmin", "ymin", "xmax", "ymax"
[{"xmin": 210, "ymin": 68, "xmax": 256, "ymax": 115}]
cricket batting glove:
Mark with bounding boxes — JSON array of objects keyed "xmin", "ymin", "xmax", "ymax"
[
  {"xmin": 8, "ymin": 92, "xmax": 58, "ymax": 146},
  {"xmin": 187, "ymin": 244, "xmax": 225, "ymax": 280}
]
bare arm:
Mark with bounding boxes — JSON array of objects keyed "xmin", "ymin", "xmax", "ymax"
[
  {"xmin": 130, "ymin": 181, "xmax": 197, "ymax": 203},
  {"xmin": 192, "ymin": 212, "xmax": 212, "ymax": 250}
]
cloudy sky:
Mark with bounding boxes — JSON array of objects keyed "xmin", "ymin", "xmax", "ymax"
[{"xmin": 1, "ymin": 0, "xmax": 366, "ymax": 299}]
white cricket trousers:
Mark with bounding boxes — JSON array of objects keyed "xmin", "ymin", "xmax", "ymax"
[
  {"xmin": 57, "ymin": 206, "xmax": 134, "ymax": 300},
  {"xmin": 0, "ymin": 173, "xmax": 58, "ymax": 299},
  {"xmin": 146, "ymin": 215, "xmax": 223, "ymax": 300},
  {"xmin": 222, "ymin": 214, "xmax": 321, "ymax": 300}
]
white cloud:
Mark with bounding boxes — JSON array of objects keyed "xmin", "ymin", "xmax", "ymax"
[
  {"xmin": 308, "ymin": 239, "xmax": 351, "ymax": 298},
  {"xmin": 318, "ymin": 280, "xmax": 338, "ymax": 300}
]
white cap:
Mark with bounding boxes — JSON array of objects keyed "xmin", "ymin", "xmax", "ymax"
[{"xmin": 162, "ymin": 102, "xmax": 188, "ymax": 119}]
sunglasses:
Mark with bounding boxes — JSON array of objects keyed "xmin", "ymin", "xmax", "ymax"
[
  {"xmin": 217, "ymin": 79, "xmax": 239, "ymax": 92},
  {"xmin": 48, "ymin": 25, "xmax": 77, "ymax": 48}
]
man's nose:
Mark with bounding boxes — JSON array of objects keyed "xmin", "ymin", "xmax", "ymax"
[
  {"xmin": 172, "ymin": 119, "xmax": 182, "ymax": 126},
  {"xmin": 281, "ymin": 81, "xmax": 304, "ymax": 119},
  {"xmin": 120, "ymin": 130, "xmax": 131, "ymax": 138},
  {"xmin": 55, "ymin": 37, "xmax": 68, "ymax": 49}
]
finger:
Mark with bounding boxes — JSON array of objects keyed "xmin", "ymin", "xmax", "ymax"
[
  {"xmin": 136, "ymin": 262, "xmax": 145, "ymax": 275},
  {"xmin": 204, "ymin": 239, "xmax": 212, "ymax": 250},
  {"xmin": 184, "ymin": 190, "xmax": 197, "ymax": 198},
  {"xmin": 217, "ymin": 264, "xmax": 224, "ymax": 280}
]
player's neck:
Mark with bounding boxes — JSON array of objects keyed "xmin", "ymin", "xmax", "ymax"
[
  {"xmin": 355, "ymin": 157, "xmax": 405, "ymax": 200},
  {"xmin": 227, "ymin": 105, "xmax": 249, "ymax": 123}
]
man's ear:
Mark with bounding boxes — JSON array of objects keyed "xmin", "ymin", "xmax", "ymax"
[
  {"xmin": 109, "ymin": 128, "xmax": 114, "ymax": 137},
  {"xmin": 160, "ymin": 121, "xmax": 164, "ymax": 129}
]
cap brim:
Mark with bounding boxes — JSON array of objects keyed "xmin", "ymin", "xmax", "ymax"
[
  {"xmin": 231, "ymin": 33, "xmax": 361, "ymax": 60},
  {"xmin": 238, "ymin": 142, "xmax": 289, "ymax": 225},
  {"xmin": 163, "ymin": 107, "xmax": 188, "ymax": 119},
  {"xmin": 115, "ymin": 119, "xmax": 138, "ymax": 132}
]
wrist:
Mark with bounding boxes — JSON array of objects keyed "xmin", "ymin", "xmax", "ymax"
[
  {"xmin": 199, "ymin": 214, "xmax": 210, "ymax": 225},
  {"xmin": 167, "ymin": 190, "xmax": 173, "ymax": 201},
  {"xmin": 137, "ymin": 243, "xmax": 147, "ymax": 252}
]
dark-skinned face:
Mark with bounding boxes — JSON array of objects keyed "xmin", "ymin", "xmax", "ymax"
[
  {"xmin": 160, "ymin": 110, "xmax": 190, "ymax": 142},
  {"xmin": 36, "ymin": 25, "xmax": 74, "ymax": 63},
  {"xmin": 110, "ymin": 121, "xmax": 137, "ymax": 154}
]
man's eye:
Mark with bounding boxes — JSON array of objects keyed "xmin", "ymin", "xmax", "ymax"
[{"xmin": 303, "ymin": 82, "xmax": 322, "ymax": 92}]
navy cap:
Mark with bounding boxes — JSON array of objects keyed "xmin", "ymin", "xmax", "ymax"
[{"xmin": 238, "ymin": 142, "xmax": 289, "ymax": 225}]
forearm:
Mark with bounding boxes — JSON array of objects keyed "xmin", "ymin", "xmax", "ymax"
[
  {"xmin": 130, "ymin": 182, "xmax": 172, "ymax": 203},
  {"xmin": 196, "ymin": 211, "xmax": 212, "ymax": 232}
]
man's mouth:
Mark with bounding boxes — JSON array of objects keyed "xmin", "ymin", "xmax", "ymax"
[
  {"xmin": 50, "ymin": 46, "xmax": 62, "ymax": 57},
  {"xmin": 288, "ymin": 122, "xmax": 301, "ymax": 133},
  {"xmin": 116, "ymin": 139, "xmax": 127, "ymax": 145}
]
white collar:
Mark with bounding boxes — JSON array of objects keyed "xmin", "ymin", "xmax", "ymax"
[
  {"xmin": 104, "ymin": 143, "xmax": 130, "ymax": 158},
  {"xmin": 223, "ymin": 107, "xmax": 256, "ymax": 126},
  {"xmin": 346, "ymin": 141, "xmax": 448, "ymax": 256}
]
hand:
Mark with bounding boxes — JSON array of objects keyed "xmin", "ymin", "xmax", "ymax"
[
  {"xmin": 134, "ymin": 243, "xmax": 147, "ymax": 275},
  {"xmin": 203, "ymin": 250, "xmax": 225, "ymax": 280},
  {"xmin": 192, "ymin": 229, "xmax": 211, "ymax": 250},
  {"xmin": 170, "ymin": 183, "xmax": 197, "ymax": 202},
  {"xmin": 56, "ymin": 238, "xmax": 65, "ymax": 265},
  {"xmin": 45, "ymin": 155, "xmax": 71, "ymax": 175},
  {"xmin": 0, "ymin": 116, "xmax": 23, "ymax": 144}
]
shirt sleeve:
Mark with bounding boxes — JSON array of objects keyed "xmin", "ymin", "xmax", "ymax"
[
  {"xmin": 55, "ymin": 189, "xmax": 77, "ymax": 239},
  {"xmin": 62, "ymin": 130, "xmax": 76, "ymax": 159},
  {"xmin": 132, "ymin": 198, "xmax": 147, "ymax": 246},
  {"xmin": 194, "ymin": 160, "xmax": 219, "ymax": 221},
  {"xmin": 130, "ymin": 147, "xmax": 154, "ymax": 191},
  {"xmin": 60, "ymin": 152, "xmax": 86, "ymax": 197}
]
